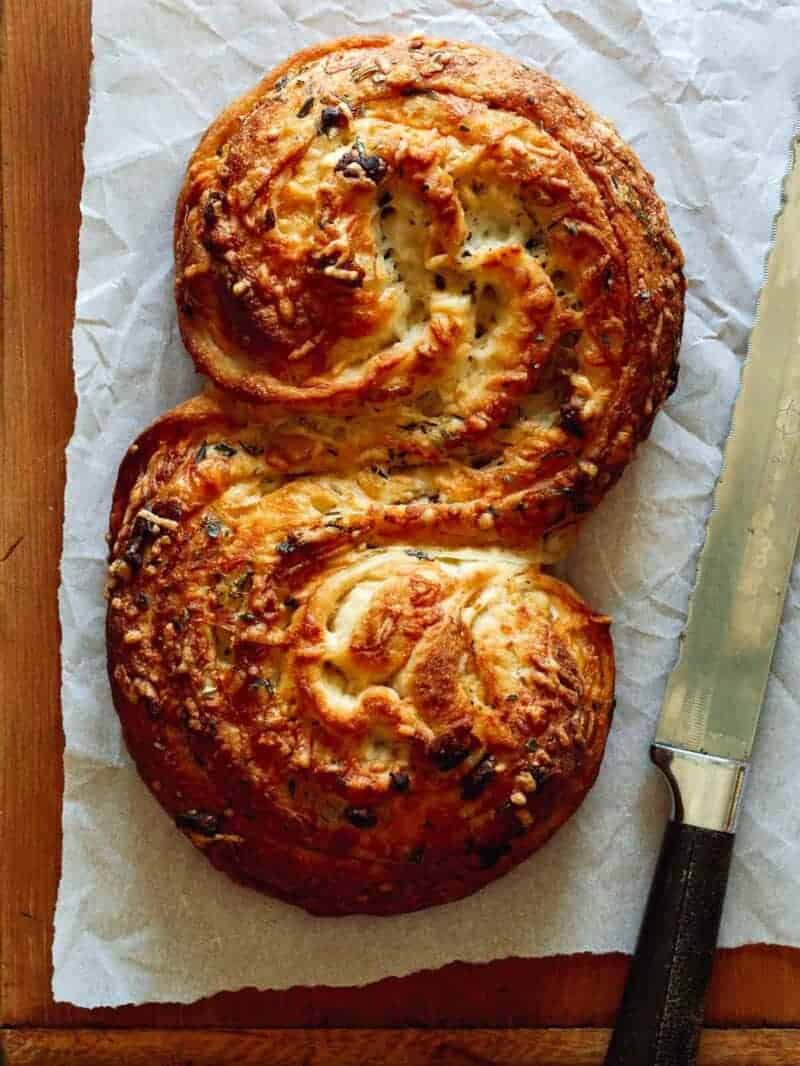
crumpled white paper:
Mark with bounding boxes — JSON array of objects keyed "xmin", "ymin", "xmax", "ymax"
[{"xmin": 56, "ymin": 0, "xmax": 800, "ymax": 1007}]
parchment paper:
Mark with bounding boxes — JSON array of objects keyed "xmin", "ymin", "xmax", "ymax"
[{"xmin": 56, "ymin": 0, "xmax": 800, "ymax": 1006}]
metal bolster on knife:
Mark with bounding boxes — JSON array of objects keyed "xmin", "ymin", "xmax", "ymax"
[{"xmin": 652, "ymin": 743, "xmax": 748, "ymax": 834}]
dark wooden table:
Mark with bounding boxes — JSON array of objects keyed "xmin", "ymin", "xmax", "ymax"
[{"xmin": 2, "ymin": 3, "xmax": 799, "ymax": 1061}]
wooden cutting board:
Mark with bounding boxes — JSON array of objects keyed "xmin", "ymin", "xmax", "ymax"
[{"xmin": 2, "ymin": 2, "xmax": 799, "ymax": 1062}]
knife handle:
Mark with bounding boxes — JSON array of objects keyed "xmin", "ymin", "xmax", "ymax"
[
  {"xmin": 604, "ymin": 745, "xmax": 746, "ymax": 1066},
  {"xmin": 604, "ymin": 820, "xmax": 734, "ymax": 1066}
]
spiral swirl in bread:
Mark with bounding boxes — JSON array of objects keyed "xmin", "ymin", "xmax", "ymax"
[{"xmin": 107, "ymin": 35, "xmax": 684, "ymax": 914}]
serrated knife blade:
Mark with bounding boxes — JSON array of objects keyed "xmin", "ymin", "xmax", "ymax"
[
  {"xmin": 657, "ymin": 135, "xmax": 800, "ymax": 769},
  {"xmin": 605, "ymin": 134, "xmax": 800, "ymax": 1066}
]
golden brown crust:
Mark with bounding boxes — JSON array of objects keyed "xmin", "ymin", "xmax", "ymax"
[
  {"xmin": 106, "ymin": 36, "xmax": 683, "ymax": 914},
  {"xmin": 106, "ymin": 396, "xmax": 614, "ymax": 914},
  {"xmin": 175, "ymin": 35, "xmax": 684, "ymax": 531}
]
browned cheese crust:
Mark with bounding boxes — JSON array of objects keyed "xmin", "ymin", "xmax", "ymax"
[
  {"xmin": 108, "ymin": 35, "xmax": 684, "ymax": 914},
  {"xmin": 175, "ymin": 34, "xmax": 684, "ymax": 534}
]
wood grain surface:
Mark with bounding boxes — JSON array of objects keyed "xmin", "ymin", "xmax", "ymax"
[
  {"xmin": 4, "ymin": 1028, "xmax": 800, "ymax": 1066},
  {"xmin": 1, "ymin": 0, "xmax": 799, "ymax": 1059}
]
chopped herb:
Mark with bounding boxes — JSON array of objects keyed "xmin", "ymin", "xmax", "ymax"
[
  {"xmin": 417, "ymin": 389, "xmax": 443, "ymax": 416},
  {"xmin": 297, "ymin": 96, "xmax": 315, "ymax": 118},
  {"xmin": 405, "ymin": 549, "xmax": 432, "ymax": 560},
  {"xmin": 470, "ymin": 454, "xmax": 493, "ymax": 470},
  {"xmin": 250, "ymin": 677, "xmax": 276, "ymax": 695},
  {"xmin": 238, "ymin": 440, "xmax": 263, "ymax": 456},
  {"xmin": 135, "ymin": 592, "xmax": 149, "ymax": 609},
  {"xmin": 603, "ymin": 266, "xmax": 614, "ymax": 290},
  {"xmin": 239, "ymin": 611, "xmax": 257, "ymax": 623},
  {"xmin": 273, "ymin": 75, "xmax": 288, "ymax": 92},
  {"xmin": 461, "ymin": 754, "xmax": 496, "ymax": 800},
  {"xmin": 559, "ymin": 404, "xmax": 585, "ymax": 437},
  {"xmin": 429, "ymin": 726, "xmax": 473, "ymax": 771},
  {"xmin": 144, "ymin": 697, "xmax": 161, "ymax": 720},
  {"xmin": 560, "ymin": 330, "xmax": 582, "ymax": 349},
  {"xmin": 434, "ymin": 273, "xmax": 446, "ymax": 290},
  {"xmin": 319, "ymin": 105, "xmax": 346, "ymax": 134},
  {"xmin": 380, "ymin": 205, "xmax": 396, "ymax": 219},
  {"xmin": 122, "ymin": 516, "xmax": 154, "ymax": 572},
  {"xmin": 506, "ymin": 693, "xmax": 519, "ymax": 702},
  {"xmin": 476, "ymin": 841, "xmax": 511, "ymax": 869},
  {"xmin": 213, "ymin": 442, "xmax": 237, "ymax": 458},
  {"xmin": 263, "ymin": 207, "xmax": 276, "ymax": 231},
  {"xmin": 284, "ymin": 596, "xmax": 300, "ymax": 609},
  {"xmin": 377, "ymin": 190, "xmax": 392, "ymax": 207},
  {"xmin": 203, "ymin": 517, "xmax": 223, "ymax": 538},
  {"xmin": 344, "ymin": 806, "xmax": 378, "ymax": 829},
  {"xmin": 563, "ymin": 220, "xmax": 579, "ymax": 236},
  {"xmin": 399, "ymin": 420, "xmax": 437, "ymax": 432},
  {"xmin": 335, "ymin": 140, "xmax": 387, "ymax": 184},
  {"xmin": 203, "ymin": 192, "xmax": 223, "ymax": 229},
  {"xmin": 175, "ymin": 809, "xmax": 221, "ymax": 837},
  {"xmin": 390, "ymin": 771, "xmax": 411, "ymax": 793},
  {"xmin": 527, "ymin": 764, "xmax": 551, "ymax": 786},
  {"xmin": 235, "ymin": 571, "xmax": 254, "ymax": 593},
  {"xmin": 275, "ymin": 534, "xmax": 302, "ymax": 555},
  {"xmin": 196, "ymin": 441, "xmax": 208, "ymax": 462}
]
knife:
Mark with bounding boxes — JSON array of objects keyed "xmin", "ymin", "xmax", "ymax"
[{"xmin": 605, "ymin": 133, "xmax": 800, "ymax": 1066}]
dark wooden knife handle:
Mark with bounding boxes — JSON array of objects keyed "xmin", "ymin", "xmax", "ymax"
[{"xmin": 604, "ymin": 819, "xmax": 734, "ymax": 1066}]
